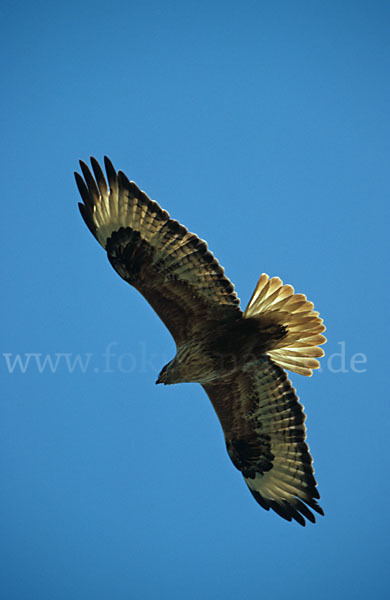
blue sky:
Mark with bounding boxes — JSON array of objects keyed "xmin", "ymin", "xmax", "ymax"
[{"xmin": 1, "ymin": 1, "xmax": 389, "ymax": 598}]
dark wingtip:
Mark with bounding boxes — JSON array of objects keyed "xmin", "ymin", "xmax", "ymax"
[
  {"xmin": 247, "ymin": 485, "xmax": 323, "ymax": 526},
  {"xmin": 90, "ymin": 157, "xmax": 108, "ymax": 196},
  {"xmin": 118, "ymin": 170, "xmax": 131, "ymax": 188},
  {"xmin": 89, "ymin": 156, "xmax": 100, "ymax": 173},
  {"xmin": 104, "ymin": 155, "xmax": 116, "ymax": 174},
  {"xmin": 74, "ymin": 171, "xmax": 93, "ymax": 209},
  {"xmin": 78, "ymin": 202, "xmax": 97, "ymax": 238},
  {"xmin": 103, "ymin": 156, "xmax": 118, "ymax": 190}
]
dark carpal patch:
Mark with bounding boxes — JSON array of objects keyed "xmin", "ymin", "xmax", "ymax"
[
  {"xmin": 226, "ymin": 433, "xmax": 274, "ymax": 478},
  {"xmin": 107, "ymin": 227, "xmax": 154, "ymax": 284}
]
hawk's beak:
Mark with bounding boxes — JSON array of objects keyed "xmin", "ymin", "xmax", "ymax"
[{"xmin": 155, "ymin": 370, "xmax": 166, "ymax": 385}]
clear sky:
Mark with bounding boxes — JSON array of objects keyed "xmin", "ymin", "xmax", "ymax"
[{"xmin": 1, "ymin": 1, "xmax": 389, "ymax": 598}]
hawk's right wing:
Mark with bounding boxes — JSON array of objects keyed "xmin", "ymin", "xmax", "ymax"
[{"xmin": 203, "ymin": 356, "xmax": 324, "ymax": 526}]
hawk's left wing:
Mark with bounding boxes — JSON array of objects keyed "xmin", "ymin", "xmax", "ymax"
[
  {"xmin": 75, "ymin": 157, "xmax": 241, "ymax": 344},
  {"xmin": 203, "ymin": 356, "xmax": 324, "ymax": 526}
]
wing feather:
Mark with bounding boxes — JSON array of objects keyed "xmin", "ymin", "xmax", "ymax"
[{"xmin": 203, "ymin": 356, "xmax": 323, "ymax": 526}]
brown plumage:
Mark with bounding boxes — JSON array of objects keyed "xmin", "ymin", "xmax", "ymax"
[{"xmin": 76, "ymin": 156, "xmax": 326, "ymax": 526}]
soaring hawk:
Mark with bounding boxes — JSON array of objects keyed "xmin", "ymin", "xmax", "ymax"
[{"xmin": 76, "ymin": 156, "xmax": 326, "ymax": 526}]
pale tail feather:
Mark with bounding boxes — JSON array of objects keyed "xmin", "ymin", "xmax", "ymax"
[{"xmin": 243, "ymin": 273, "xmax": 326, "ymax": 376}]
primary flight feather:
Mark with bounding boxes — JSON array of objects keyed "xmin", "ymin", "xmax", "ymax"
[{"xmin": 76, "ymin": 156, "xmax": 326, "ymax": 526}]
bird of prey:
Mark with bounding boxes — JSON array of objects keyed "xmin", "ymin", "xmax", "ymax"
[{"xmin": 76, "ymin": 156, "xmax": 326, "ymax": 526}]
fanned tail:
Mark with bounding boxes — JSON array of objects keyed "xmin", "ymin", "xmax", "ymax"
[{"xmin": 243, "ymin": 273, "xmax": 326, "ymax": 376}]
